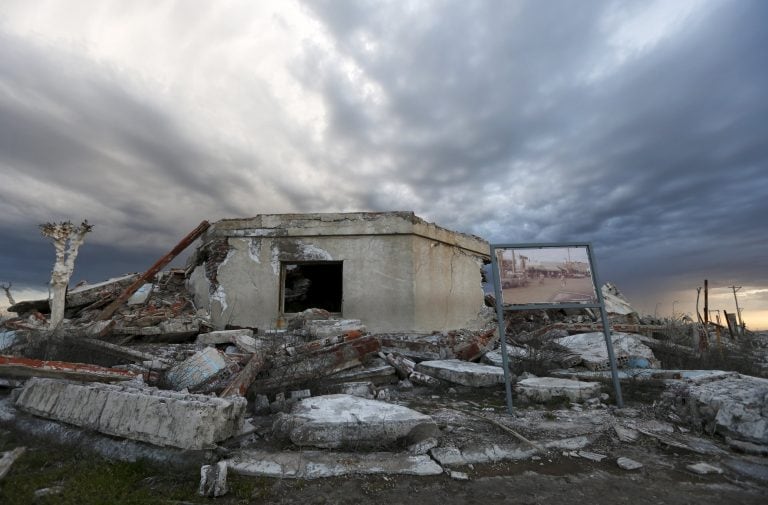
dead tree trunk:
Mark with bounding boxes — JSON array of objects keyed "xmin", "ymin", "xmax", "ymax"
[{"xmin": 39, "ymin": 220, "xmax": 93, "ymax": 330}]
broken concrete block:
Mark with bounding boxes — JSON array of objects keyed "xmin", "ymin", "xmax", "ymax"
[
  {"xmin": 430, "ymin": 444, "xmax": 535, "ymax": 466},
  {"xmin": 322, "ymin": 381, "xmax": 374, "ymax": 398},
  {"xmin": 15, "ymin": 378, "xmax": 247, "ymax": 450},
  {"xmin": 407, "ymin": 437, "xmax": 438, "ymax": 455},
  {"xmin": 409, "ymin": 371, "xmax": 442, "ymax": 387},
  {"xmin": 553, "ymin": 332, "xmax": 658, "ymax": 370},
  {"xmin": 227, "ymin": 449, "xmax": 443, "ymax": 479},
  {"xmin": 199, "ymin": 461, "xmax": 228, "ymax": 497},
  {"xmin": 516, "ymin": 377, "xmax": 601, "ymax": 403},
  {"xmin": 416, "ymin": 360, "xmax": 505, "ymax": 387},
  {"xmin": 616, "ymin": 457, "xmax": 643, "ymax": 470},
  {"xmin": 676, "ymin": 374, "xmax": 768, "ymax": 445},
  {"xmin": 164, "ymin": 347, "xmax": 229, "ymax": 391},
  {"xmin": 306, "ymin": 319, "xmax": 366, "ymax": 338},
  {"xmin": 429, "ymin": 436, "xmax": 591, "ymax": 466},
  {"xmin": 272, "ymin": 394, "xmax": 436, "ymax": 449},
  {"xmin": 253, "ymin": 394, "xmax": 271, "ymax": 415},
  {"xmin": 196, "ymin": 329, "xmax": 261, "ymax": 351}
]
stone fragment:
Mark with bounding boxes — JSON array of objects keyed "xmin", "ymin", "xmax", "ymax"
[
  {"xmin": 228, "ymin": 450, "xmax": 442, "ymax": 479},
  {"xmin": 407, "ymin": 437, "xmax": 438, "ymax": 455},
  {"xmin": 273, "ymin": 394, "xmax": 436, "ymax": 449},
  {"xmin": 199, "ymin": 461, "xmax": 228, "ymax": 497},
  {"xmin": 577, "ymin": 450, "xmax": 607, "ymax": 462},
  {"xmin": 516, "ymin": 377, "xmax": 601, "ymax": 403},
  {"xmin": 449, "ymin": 470, "xmax": 469, "ymax": 481},
  {"xmin": 15, "ymin": 378, "xmax": 246, "ymax": 450},
  {"xmin": 613, "ymin": 424, "xmax": 640, "ymax": 442},
  {"xmin": 34, "ymin": 486, "xmax": 64, "ymax": 498},
  {"xmin": 686, "ymin": 462, "xmax": 723, "ymax": 475},
  {"xmin": 416, "ymin": 359, "xmax": 505, "ymax": 387},
  {"xmin": 409, "ymin": 371, "xmax": 442, "ymax": 387},
  {"xmin": 616, "ymin": 457, "xmax": 643, "ymax": 470}
]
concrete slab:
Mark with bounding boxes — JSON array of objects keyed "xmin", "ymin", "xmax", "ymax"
[
  {"xmin": 273, "ymin": 394, "xmax": 436, "ymax": 449},
  {"xmin": 15, "ymin": 378, "xmax": 247, "ymax": 450},
  {"xmin": 516, "ymin": 377, "xmax": 601, "ymax": 403},
  {"xmin": 550, "ymin": 369, "xmax": 737, "ymax": 383},
  {"xmin": 227, "ymin": 449, "xmax": 443, "ymax": 479},
  {"xmin": 430, "ymin": 436, "xmax": 591, "ymax": 466},
  {"xmin": 680, "ymin": 374, "xmax": 768, "ymax": 444},
  {"xmin": 415, "ymin": 359, "xmax": 505, "ymax": 387}
]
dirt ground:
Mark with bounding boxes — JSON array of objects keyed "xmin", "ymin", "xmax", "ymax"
[{"xmin": 256, "ymin": 457, "xmax": 767, "ymax": 505}]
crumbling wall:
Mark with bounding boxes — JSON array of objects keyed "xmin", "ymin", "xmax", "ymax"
[
  {"xmin": 200, "ymin": 234, "xmax": 416, "ymax": 332},
  {"xmin": 412, "ymin": 235, "xmax": 486, "ymax": 331},
  {"xmin": 188, "ymin": 213, "xmax": 489, "ymax": 333}
]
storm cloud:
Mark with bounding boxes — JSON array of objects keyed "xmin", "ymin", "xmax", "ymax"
[{"xmin": 0, "ymin": 0, "xmax": 766, "ymax": 323}]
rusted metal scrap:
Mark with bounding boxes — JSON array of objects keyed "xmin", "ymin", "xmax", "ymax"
[
  {"xmin": 219, "ymin": 352, "xmax": 267, "ymax": 397},
  {"xmin": 0, "ymin": 355, "xmax": 139, "ymax": 382},
  {"xmin": 452, "ymin": 327, "xmax": 498, "ymax": 361},
  {"xmin": 96, "ymin": 220, "xmax": 210, "ymax": 321}
]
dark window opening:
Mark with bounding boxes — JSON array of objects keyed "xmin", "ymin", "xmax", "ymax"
[{"xmin": 282, "ymin": 262, "xmax": 343, "ymax": 313}]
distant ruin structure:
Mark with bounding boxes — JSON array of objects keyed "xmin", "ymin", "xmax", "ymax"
[{"xmin": 187, "ymin": 212, "xmax": 489, "ymax": 333}]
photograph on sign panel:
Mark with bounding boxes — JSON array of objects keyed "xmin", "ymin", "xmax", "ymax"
[{"xmin": 495, "ymin": 246, "xmax": 597, "ymax": 305}]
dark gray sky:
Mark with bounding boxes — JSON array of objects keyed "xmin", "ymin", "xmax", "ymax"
[{"xmin": 1, "ymin": 1, "xmax": 766, "ymax": 326}]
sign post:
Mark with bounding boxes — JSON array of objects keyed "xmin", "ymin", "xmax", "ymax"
[{"xmin": 490, "ymin": 242, "xmax": 623, "ymax": 414}]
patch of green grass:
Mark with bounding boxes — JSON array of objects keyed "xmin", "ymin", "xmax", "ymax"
[{"xmin": 0, "ymin": 444, "xmax": 207, "ymax": 505}]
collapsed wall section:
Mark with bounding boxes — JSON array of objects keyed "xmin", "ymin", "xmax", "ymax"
[{"xmin": 15, "ymin": 378, "xmax": 247, "ymax": 450}]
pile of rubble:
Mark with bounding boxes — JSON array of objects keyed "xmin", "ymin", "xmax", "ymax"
[{"xmin": 2, "ymin": 242, "xmax": 767, "ymax": 496}]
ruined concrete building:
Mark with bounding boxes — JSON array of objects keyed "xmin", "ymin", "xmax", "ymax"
[{"xmin": 187, "ymin": 212, "xmax": 489, "ymax": 333}]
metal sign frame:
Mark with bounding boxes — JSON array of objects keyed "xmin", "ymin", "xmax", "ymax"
[{"xmin": 490, "ymin": 242, "xmax": 624, "ymax": 413}]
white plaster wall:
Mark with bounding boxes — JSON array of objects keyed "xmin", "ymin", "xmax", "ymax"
[
  {"xmin": 209, "ymin": 235, "xmax": 416, "ymax": 332},
  {"xmin": 412, "ymin": 236, "xmax": 486, "ymax": 330}
]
